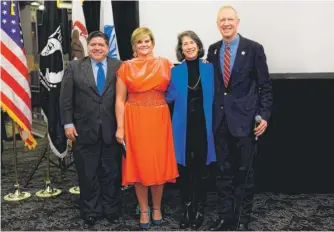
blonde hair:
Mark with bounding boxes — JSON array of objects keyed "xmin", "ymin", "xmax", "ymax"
[
  {"xmin": 217, "ymin": 5, "xmax": 240, "ymax": 21},
  {"xmin": 131, "ymin": 27, "xmax": 155, "ymax": 52}
]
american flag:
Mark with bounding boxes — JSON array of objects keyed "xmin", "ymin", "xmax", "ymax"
[{"xmin": 0, "ymin": 0, "xmax": 37, "ymax": 148}]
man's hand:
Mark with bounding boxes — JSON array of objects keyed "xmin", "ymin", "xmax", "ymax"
[
  {"xmin": 65, "ymin": 126, "xmax": 78, "ymax": 141},
  {"xmin": 254, "ymin": 119, "xmax": 268, "ymax": 137}
]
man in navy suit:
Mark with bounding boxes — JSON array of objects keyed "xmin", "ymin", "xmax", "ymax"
[{"xmin": 207, "ymin": 5, "xmax": 273, "ymax": 231}]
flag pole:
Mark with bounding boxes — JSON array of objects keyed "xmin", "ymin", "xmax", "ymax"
[
  {"xmin": 68, "ymin": 0, "xmax": 85, "ymax": 195},
  {"xmin": 36, "ymin": 135, "xmax": 62, "ymax": 198},
  {"xmin": 3, "ymin": 120, "xmax": 31, "ymax": 201},
  {"xmin": 69, "ymin": 141, "xmax": 80, "ymax": 195}
]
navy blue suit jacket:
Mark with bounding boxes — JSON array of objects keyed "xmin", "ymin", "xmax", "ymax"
[{"xmin": 207, "ymin": 35, "xmax": 273, "ymax": 137}]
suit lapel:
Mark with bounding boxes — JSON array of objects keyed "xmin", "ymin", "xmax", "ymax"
[
  {"xmin": 82, "ymin": 58, "xmax": 99, "ymax": 95},
  {"xmin": 211, "ymin": 41, "xmax": 223, "ymax": 93},
  {"xmin": 101, "ymin": 57, "xmax": 117, "ymax": 96},
  {"xmin": 230, "ymin": 35, "xmax": 249, "ymax": 88},
  {"xmin": 213, "ymin": 41, "xmax": 223, "ymax": 76}
]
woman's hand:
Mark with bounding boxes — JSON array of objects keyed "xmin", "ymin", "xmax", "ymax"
[{"xmin": 116, "ymin": 127, "xmax": 125, "ymax": 144}]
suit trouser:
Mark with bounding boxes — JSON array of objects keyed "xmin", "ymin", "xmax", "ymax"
[
  {"xmin": 72, "ymin": 127, "xmax": 121, "ymax": 220},
  {"xmin": 214, "ymin": 118, "xmax": 256, "ymax": 224}
]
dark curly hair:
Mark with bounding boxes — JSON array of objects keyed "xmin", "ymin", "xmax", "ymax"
[{"xmin": 175, "ymin": 30, "xmax": 205, "ymax": 62}]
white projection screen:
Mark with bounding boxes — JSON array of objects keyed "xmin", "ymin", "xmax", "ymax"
[{"xmin": 139, "ymin": 1, "xmax": 334, "ymax": 74}]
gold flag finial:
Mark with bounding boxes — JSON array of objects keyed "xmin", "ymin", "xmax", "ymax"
[
  {"xmin": 56, "ymin": 0, "xmax": 61, "ymax": 8},
  {"xmin": 10, "ymin": 0, "xmax": 15, "ymax": 16}
]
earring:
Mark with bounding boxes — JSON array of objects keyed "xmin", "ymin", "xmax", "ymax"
[{"xmin": 133, "ymin": 52, "xmax": 137, "ymax": 57}]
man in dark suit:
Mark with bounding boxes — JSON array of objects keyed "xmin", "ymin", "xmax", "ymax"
[
  {"xmin": 60, "ymin": 31, "xmax": 122, "ymax": 228},
  {"xmin": 207, "ymin": 6, "xmax": 273, "ymax": 231}
]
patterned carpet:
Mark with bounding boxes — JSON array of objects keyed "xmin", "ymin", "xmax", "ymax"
[{"xmin": 1, "ymin": 138, "xmax": 334, "ymax": 231}]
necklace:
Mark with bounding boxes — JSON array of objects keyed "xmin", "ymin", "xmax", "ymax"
[{"xmin": 188, "ymin": 76, "xmax": 201, "ymax": 90}]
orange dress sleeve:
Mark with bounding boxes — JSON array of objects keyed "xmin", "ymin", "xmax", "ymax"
[{"xmin": 116, "ymin": 61, "xmax": 127, "ymax": 84}]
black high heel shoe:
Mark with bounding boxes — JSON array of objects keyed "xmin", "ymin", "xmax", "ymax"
[
  {"xmin": 180, "ymin": 201, "xmax": 193, "ymax": 229},
  {"xmin": 191, "ymin": 202, "xmax": 205, "ymax": 230}
]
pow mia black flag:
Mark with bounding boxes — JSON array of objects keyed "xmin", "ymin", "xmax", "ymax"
[{"xmin": 39, "ymin": 1, "xmax": 68, "ymax": 158}]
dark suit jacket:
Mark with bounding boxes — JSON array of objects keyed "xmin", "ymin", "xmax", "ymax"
[
  {"xmin": 207, "ymin": 34, "xmax": 273, "ymax": 137},
  {"xmin": 60, "ymin": 56, "xmax": 122, "ymax": 144}
]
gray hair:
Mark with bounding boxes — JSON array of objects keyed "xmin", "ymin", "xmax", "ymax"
[{"xmin": 217, "ymin": 5, "xmax": 240, "ymax": 21}]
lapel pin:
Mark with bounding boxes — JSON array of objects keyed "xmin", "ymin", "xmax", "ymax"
[{"xmin": 241, "ymin": 51, "xmax": 246, "ymax": 55}]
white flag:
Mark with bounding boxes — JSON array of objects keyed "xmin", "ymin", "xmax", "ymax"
[
  {"xmin": 71, "ymin": 0, "xmax": 88, "ymax": 60},
  {"xmin": 100, "ymin": 0, "xmax": 119, "ymax": 59}
]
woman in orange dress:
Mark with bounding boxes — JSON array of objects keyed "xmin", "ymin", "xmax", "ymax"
[{"xmin": 115, "ymin": 27, "xmax": 179, "ymax": 229}]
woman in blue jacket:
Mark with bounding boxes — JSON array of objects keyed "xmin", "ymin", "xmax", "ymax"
[{"xmin": 166, "ymin": 31, "xmax": 216, "ymax": 230}]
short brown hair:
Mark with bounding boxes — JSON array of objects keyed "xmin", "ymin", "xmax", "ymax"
[
  {"xmin": 176, "ymin": 31, "xmax": 205, "ymax": 62},
  {"xmin": 131, "ymin": 27, "xmax": 155, "ymax": 52}
]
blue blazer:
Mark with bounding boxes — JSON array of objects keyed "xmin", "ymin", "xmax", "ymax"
[{"xmin": 165, "ymin": 59, "xmax": 216, "ymax": 167}]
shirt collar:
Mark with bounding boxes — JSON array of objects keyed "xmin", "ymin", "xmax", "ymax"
[
  {"xmin": 222, "ymin": 34, "xmax": 240, "ymax": 47},
  {"xmin": 90, "ymin": 57, "xmax": 107, "ymax": 67}
]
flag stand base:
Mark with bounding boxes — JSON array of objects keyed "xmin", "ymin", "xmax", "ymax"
[
  {"xmin": 69, "ymin": 186, "xmax": 80, "ymax": 194},
  {"xmin": 4, "ymin": 121, "xmax": 31, "ymax": 202},
  {"xmin": 36, "ymin": 181, "xmax": 62, "ymax": 198},
  {"xmin": 3, "ymin": 184, "xmax": 31, "ymax": 201}
]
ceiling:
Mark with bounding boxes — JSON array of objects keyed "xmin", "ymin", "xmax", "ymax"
[{"xmin": 20, "ymin": 0, "xmax": 73, "ymax": 9}]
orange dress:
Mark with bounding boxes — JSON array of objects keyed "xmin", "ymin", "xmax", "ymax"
[{"xmin": 117, "ymin": 57, "xmax": 179, "ymax": 186}]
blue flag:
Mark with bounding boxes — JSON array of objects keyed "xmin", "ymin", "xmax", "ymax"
[{"xmin": 100, "ymin": 0, "xmax": 119, "ymax": 59}]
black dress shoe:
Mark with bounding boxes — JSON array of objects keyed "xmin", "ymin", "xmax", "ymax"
[
  {"xmin": 106, "ymin": 214, "xmax": 120, "ymax": 224},
  {"xmin": 237, "ymin": 222, "xmax": 251, "ymax": 231},
  {"xmin": 208, "ymin": 219, "xmax": 234, "ymax": 231},
  {"xmin": 83, "ymin": 216, "xmax": 96, "ymax": 229}
]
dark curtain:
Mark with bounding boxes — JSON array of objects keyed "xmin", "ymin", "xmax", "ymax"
[
  {"xmin": 82, "ymin": 1, "xmax": 100, "ymax": 33},
  {"xmin": 256, "ymin": 78, "xmax": 334, "ymax": 193},
  {"xmin": 112, "ymin": 1, "xmax": 140, "ymax": 60},
  {"xmin": 60, "ymin": 9, "xmax": 69, "ymax": 54},
  {"xmin": 83, "ymin": 0, "xmax": 139, "ymax": 60}
]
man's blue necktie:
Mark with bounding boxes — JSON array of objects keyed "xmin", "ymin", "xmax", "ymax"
[{"xmin": 96, "ymin": 62, "xmax": 105, "ymax": 95}]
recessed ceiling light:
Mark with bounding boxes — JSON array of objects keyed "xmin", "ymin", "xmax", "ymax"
[{"xmin": 30, "ymin": 2, "xmax": 40, "ymax": 6}]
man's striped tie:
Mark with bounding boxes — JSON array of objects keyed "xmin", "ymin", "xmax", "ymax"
[{"xmin": 224, "ymin": 44, "xmax": 231, "ymax": 88}]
